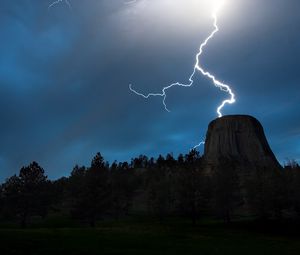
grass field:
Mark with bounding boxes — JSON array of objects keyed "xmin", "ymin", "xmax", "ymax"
[{"xmin": 0, "ymin": 218, "xmax": 300, "ymax": 255}]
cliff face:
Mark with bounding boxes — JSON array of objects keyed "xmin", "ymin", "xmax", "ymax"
[{"xmin": 203, "ymin": 115, "xmax": 281, "ymax": 174}]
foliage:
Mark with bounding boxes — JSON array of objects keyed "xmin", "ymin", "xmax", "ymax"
[{"xmin": 1, "ymin": 153, "xmax": 300, "ymax": 227}]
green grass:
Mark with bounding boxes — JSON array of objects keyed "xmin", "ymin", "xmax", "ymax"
[{"xmin": 0, "ymin": 218, "xmax": 300, "ymax": 255}]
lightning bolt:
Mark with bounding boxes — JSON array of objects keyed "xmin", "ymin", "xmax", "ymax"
[
  {"xmin": 193, "ymin": 141, "xmax": 205, "ymax": 150},
  {"xmin": 124, "ymin": 0, "xmax": 137, "ymax": 4},
  {"xmin": 48, "ymin": 0, "xmax": 139, "ymax": 10},
  {"xmin": 48, "ymin": 0, "xmax": 72, "ymax": 10},
  {"xmin": 129, "ymin": 1, "xmax": 236, "ymax": 118}
]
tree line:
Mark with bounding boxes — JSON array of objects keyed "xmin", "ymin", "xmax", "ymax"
[{"xmin": 0, "ymin": 151, "xmax": 300, "ymax": 227}]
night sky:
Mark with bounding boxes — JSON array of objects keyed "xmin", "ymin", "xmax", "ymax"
[{"xmin": 0, "ymin": 0, "xmax": 299, "ymax": 180}]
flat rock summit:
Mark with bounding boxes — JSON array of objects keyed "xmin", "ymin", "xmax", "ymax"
[{"xmin": 203, "ymin": 115, "xmax": 281, "ymax": 174}]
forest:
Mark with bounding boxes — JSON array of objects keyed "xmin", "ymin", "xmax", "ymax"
[{"xmin": 1, "ymin": 150, "xmax": 300, "ymax": 228}]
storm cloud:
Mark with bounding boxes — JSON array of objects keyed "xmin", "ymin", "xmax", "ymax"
[{"xmin": 0, "ymin": 0, "xmax": 299, "ymax": 180}]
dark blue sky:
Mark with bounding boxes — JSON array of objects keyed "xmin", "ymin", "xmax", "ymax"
[{"xmin": 0, "ymin": 0, "xmax": 299, "ymax": 180}]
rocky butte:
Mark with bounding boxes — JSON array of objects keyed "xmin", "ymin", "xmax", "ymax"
[{"xmin": 203, "ymin": 115, "xmax": 282, "ymax": 176}]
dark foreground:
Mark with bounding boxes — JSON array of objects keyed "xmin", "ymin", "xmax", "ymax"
[{"xmin": 1, "ymin": 218, "xmax": 300, "ymax": 255}]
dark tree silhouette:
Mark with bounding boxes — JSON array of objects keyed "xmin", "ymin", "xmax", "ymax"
[
  {"xmin": 1, "ymin": 175, "xmax": 21, "ymax": 221},
  {"xmin": 212, "ymin": 158, "xmax": 241, "ymax": 223},
  {"xmin": 176, "ymin": 150, "xmax": 210, "ymax": 225},
  {"xmin": 284, "ymin": 161, "xmax": 300, "ymax": 217},
  {"xmin": 70, "ymin": 153, "xmax": 111, "ymax": 227},
  {"xmin": 1, "ymin": 162, "xmax": 49, "ymax": 227},
  {"xmin": 246, "ymin": 166, "xmax": 284, "ymax": 219},
  {"xmin": 111, "ymin": 162, "xmax": 137, "ymax": 219},
  {"xmin": 146, "ymin": 167, "xmax": 174, "ymax": 220}
]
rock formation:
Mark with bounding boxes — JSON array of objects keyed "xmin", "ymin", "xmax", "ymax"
[{"xmin": 203, "ymin": 115, "xmax": 282, "ymax": 175}]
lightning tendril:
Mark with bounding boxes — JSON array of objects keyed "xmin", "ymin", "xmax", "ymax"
[
  {"xmin": 48, "ymin": 0, "xmax": 72, "ymax": 10},
  {"xmin": 124, "ymin": 0, "xmax": 137, "ymax": 4}
]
